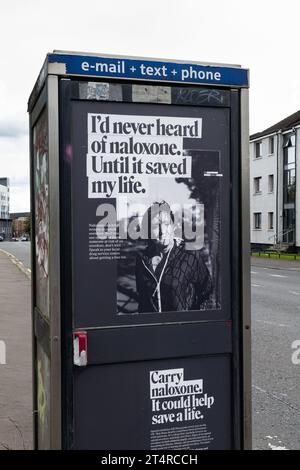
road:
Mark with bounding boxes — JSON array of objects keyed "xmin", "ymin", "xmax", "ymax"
[
  {"xmin": 251, "ymin": 265, "xmax": 300, "ymax": 450},
  {"xmin": 0, "ymin": 241, "xmax": 31, "ymax": 270},
  {"xmin": 1, "ymin": 241, "xmax": 300, "ymax": 449}
]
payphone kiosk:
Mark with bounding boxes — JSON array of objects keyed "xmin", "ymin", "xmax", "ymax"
[{"xmin": 28, "ymin": 51, "xmax": 251, "ymax": 450}]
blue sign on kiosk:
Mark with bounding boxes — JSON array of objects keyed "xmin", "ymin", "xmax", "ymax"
[
  {"xmin": 48, "ymin": 53, "xmax": 249, "ymax": 87},
  {"xmin": 28, "ymin": 51, "xmax": 251, "ymax": 450}
]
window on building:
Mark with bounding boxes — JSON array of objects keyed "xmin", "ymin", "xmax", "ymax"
[
  {"xmin": 254, "ymin": 212, "xmax": 262, "ymax": 230},
  {"xmin": 255, "ymin": 142, "xmax": 262, "ymax": 158},
  {"xmin": 283, "ymin": 133, "xmax": 296, "ymax": 243},
  {"xmin": 268, "ymin": 212, "xmax": 274, "ymax": 230},
  {"xmin": 254, "ymin": 176, "xmax": 262, "ymax": 193},
  {"xmin": 268, "ymin": 174, "xmax": 274, "ymax": 193},
  {"xmin": 269, "ymin": 137, "xmax": 274, "ymax": 155},
  {"xmin": 283, "ymin": 134, "xmax": 296, "ymax": 166},
  {"xmin": 283, "ymin": 168, "xmax": 296, "ymax": 204},
  {"xmin": 283, "ymin": 208, "xmax": 295, "ymax": 243}
]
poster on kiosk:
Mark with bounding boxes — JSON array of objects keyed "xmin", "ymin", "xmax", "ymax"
[{"xmin": 28, "ymin": 52, "xmax": 251, "ymax": 450}]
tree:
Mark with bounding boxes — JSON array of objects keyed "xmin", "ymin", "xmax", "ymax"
[
  {"xmin": 12, "ymin": 219, "xmax": 18, "ymax": 237},
  {"xmin": 176, "ymin": 150, "xmax": 221, "ymax": 307},
  {"xmin": 24, "ymin": 215, "xmax": 31, "ymax": 238}
]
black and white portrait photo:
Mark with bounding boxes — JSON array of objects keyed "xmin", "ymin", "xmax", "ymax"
[{"xmin": 116, "ymin": 149, "xmax": 222, "ymax": 315}]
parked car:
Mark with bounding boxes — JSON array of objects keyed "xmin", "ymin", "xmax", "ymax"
[
  {"xmin": 20, "ymin": 236, "xmax": 29, "ymax": 241},
  {"xmin": 0, "ymin": 236, "xmax": 3, "ymax": 242}
]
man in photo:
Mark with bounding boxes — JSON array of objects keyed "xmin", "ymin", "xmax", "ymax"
[{"xmin": 135, "ymin": 201, "xmax": 212, "ymax": 313}]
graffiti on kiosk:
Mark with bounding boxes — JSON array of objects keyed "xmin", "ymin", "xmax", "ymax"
[
  {"xmin": 34, "ymin": 111, "xmax": 49, "ymax": 279},
  {"xmin": 37, "ymin": 359, "xmax": 46, "ymax": 425}
]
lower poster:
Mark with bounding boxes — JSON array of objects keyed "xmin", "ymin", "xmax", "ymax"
[{"xmin": 74, "ymin": 355, "xmax": 232, "ymax": 450}]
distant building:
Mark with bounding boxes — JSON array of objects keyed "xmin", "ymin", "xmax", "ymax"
[
  {"xmin": 0, "ymin": 178, "xmax": 12, "ymax": 238},
  {"xmin": 0, "ymin": 178, "xmax": 10, "ymax": 219},
  {"xmin": 250, "ymin": 110, "xmax": 300, "ymax": 252}
]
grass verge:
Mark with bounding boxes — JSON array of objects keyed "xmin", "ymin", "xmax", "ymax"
[{"xmin": 251, "ymin": 252, "xmax": 300, "ymax": 261}]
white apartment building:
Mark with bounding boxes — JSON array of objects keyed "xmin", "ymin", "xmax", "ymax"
[
  {"xmin": 0, "ymin": 177, "xmax": 11, "ymax": 238},
  {"xmin": 250, "ymin": 110, "xmax": 300, "ymax": 252},
  {"xmin": 0, "ymin": 178, "xmax": 10, "ymax": 219}
]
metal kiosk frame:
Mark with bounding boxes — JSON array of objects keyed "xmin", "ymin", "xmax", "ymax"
[{"xmin": 28, "ymin": 51, "xmax": 251, "ymax": 450}]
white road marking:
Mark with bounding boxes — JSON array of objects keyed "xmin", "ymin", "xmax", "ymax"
[
  {"xmin": 270, "ymin": 274, "xmax": 287, "ymax": 278},
  {"xmin": 289, "ymin": 290, "xmax": 300, "ymax": 296},
  {"xmin": 254, "ymin": 385, "xmax": 266, "ymax": 393},
  {"xmin": 251, "ymin": 271, "xmax": 258, "ymax": 274},
  {"xmin": 268, "ymin": 443, "xmax": 288, "ymax": 450},
  {"xmin": 255, "ymin": 319, "xmax": 288, "ymax": 327},
  {"xmin": 267, "ymin": 436, "xmax": 288, "ymax": 450},
  {"xmin": 251, "ymin": 283, "xmax": 263, "ymax": 287},
  {"xmin": 254, "ymin": 385, "xmax": 299, "ymax": 412}
]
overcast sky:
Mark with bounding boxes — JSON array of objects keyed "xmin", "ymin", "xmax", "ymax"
[{"xmin": 1, "ymin": 0, "xmax": 300, "ymax": 212}]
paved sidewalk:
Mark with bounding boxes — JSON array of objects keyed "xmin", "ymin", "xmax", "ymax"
[
  {"xmin": 251, "ymin": 255, "xmax": 300, "ymax": 271},
  {"xmin": 0, "ymin": 251, "xmax": 33, "ymax": 450}
]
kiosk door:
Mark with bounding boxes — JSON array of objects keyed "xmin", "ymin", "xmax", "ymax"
[{"xmin": 59, "ymin": 80, "xmax": 242, "ymax": 450}]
